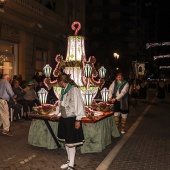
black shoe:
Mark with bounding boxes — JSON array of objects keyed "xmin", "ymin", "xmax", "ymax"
[
  {"xmin": 2, "ymin": 130, "xmax": 13, "ymax": 136},
  {"xmin": 27, "ymin": 116, "xmax": 32, "ymax": 121},
  {"xmin": 13, "ymin": 117, "xmax": 18, "ymax": 122},
  {"xmin": 22, "ymin": 116, "xmax": 32, "ymax": 121},
  {"xmin": 0, "ymin": 126, "xmax": 3, "ymax": 130},
  {"xmin": 22, "ymin": 116, "xmax": 27, "ymax": 120},
  {"xmin": 67, "ymin": 166, "xmax": 75, "ymax": 170}
]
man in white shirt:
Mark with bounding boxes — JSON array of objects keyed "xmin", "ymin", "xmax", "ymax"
[
  {"xmin": 0, "ymin": 99, "xmax": 13, "ymax": 136},
  {"xmin": 0, "ymin": 74, "xmax": 22, "ymax": 121}
]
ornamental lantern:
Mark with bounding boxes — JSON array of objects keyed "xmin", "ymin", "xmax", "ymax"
[
  {"xmin": 98, "ymin": 66, "xmax": 106, "ymax": 78},
  {"xmin": 100, "ymin": 88, "xmax": 109, "ymax": 102},
  {"xmin": 83, "ymin": 90, "xmax": 93, "ymax": 106},
  {"xmin": 43, "ymin": 64, "xmax": 52, "ymax": 78},
  {"xmin": 37, "ymin": 88, "xmax": 48, "ymax": 105},
  {"xmin": 83, "ymin": 64, "xmax": 92, "ymax": 78}
]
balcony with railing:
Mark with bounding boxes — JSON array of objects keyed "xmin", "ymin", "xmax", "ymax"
[{"xmin": 9, "ymin": 0, "xmax": 66, "ymax": 29}]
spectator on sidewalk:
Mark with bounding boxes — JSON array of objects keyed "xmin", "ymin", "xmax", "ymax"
[
  {"xmin": 108, "ymin": 73, "xmax": 129, "ymax": 134},
  {"xmin": 12, "ymin": 79, "xmax": 30, "ymax": 120},
  {"xmin": 24, "ymin": 80, "xmax": 40, "ymax": 112},
  {"xmin": 0, "ymin": 74, "xmax": 22, "ymax": 121},
  {"xmin": 35, "ymin": 80, "xmax": 47, "ymax": 96},
  {"xmin": 0, "ymin": 99, "xmax": 13, "ymax": 136},
  {"xmin": 32, "ymin": 72, "xmax": 40, "ymax": 85}
]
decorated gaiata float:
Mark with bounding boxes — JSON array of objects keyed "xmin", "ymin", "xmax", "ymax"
[{"xmin": 33, "ymin": 21, "xmax": 113, "ymax": 120}]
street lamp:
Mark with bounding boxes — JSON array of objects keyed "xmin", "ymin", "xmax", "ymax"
[
  {"xmin": 113, "ymin": 53, "xmax": 119, "ymax": 71},
  {"xmin": 113, "ymin": 53, "xmax": 119, "ymax": 59}
]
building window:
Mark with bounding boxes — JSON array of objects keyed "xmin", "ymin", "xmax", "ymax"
[
  {"xmin": 35, "ymin": 49, "xmax": 48, "ymax": 74},
  {"xmin": 0, "ymin": 40, "xmax": 16, "ymax": 76}
]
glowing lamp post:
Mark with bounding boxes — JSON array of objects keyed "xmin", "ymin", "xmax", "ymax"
[
  {"xmin": 37, "ymin": 88, "xmax": 48, "ymax": 105},
  {"xmin": 100, "ymin": 88, "xmax": 109, "ymax": 102},
  {"xmin": 98, "ymin": 66, "xmax": 106, "ymax": 78},
  {"xmin": 113, "ymin": 53, "xmax": 119, "ymax": 71},
  {"xmin": 83, "ymin": 90, "xmax": 93, "ymax": 106},
  {"xmin": 113, "ymin": 53, "xmax": 119, "ymax": 59},
  {"xmin": 43, "ymin": 64, "xmax": 52, "ymax": 78}
]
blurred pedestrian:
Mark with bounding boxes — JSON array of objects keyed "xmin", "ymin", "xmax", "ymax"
[
  {"xmin": 130, "ymin": 79, "xmax": 140, "ymax": 106},
  {"xmin": 156, "ymin": 80, "xmax": 167, "ymax": 103},
  {"xmin": 139, "ymin": 78, "xmax": 148, "ymax": 102}
]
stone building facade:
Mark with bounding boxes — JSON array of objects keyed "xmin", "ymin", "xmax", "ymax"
[{"xmin": 0, "ymin": 0, "xmax": 85, "ymax": 80}]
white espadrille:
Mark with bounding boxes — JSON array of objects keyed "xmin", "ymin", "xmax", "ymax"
[
  {"xmin": 121, "ymin": 130, "xmax": 125, "ymax": 134},
  {"xmin": 60, "ymin": 160, "xmax": 70, "ymax": 169}
]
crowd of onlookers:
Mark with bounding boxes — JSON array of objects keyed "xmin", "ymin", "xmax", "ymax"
[
  {"xmin": 128, "ymin": 78, "xmax": 170, "ymax": 106},
  {"xmin": 0, "ymin": 72, "xmax": 57, "ymax": 136}
]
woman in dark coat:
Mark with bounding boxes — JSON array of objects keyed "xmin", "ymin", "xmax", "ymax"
[{"xmin": 157, "ymin": 80, "xmax": 166, "ymax": 102}]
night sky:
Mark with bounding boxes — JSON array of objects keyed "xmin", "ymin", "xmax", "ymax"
[
  {"xmin": 158, "ymin": 1, "xmax": 170, "ymax": 41},
  {"xmin": 158, "ymin": 1, "xmax": 170, "ymax": 71}
]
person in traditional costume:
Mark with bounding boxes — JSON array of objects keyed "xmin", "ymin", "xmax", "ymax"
[
  {"xmin": 108, "ymin": 73, "xmax": 129, "ymax": 134},
  {"xmin": 51, "ymin": 73, "xmax": 85, "ymax": 170}
]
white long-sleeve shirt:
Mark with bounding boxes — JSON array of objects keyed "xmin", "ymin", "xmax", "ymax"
[
  {"xmin": 59, "ymin": 86, "xmax": 85, "ymax": 121},
  {"xmin": 108, "ymin": 80, "xmax": 129, "ymax": 100}
]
